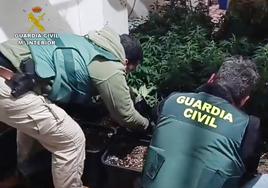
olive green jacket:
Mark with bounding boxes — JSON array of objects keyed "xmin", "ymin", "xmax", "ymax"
[{"xmin": 0, "ymin": 27, "xmax": 149, "ymax": 129}]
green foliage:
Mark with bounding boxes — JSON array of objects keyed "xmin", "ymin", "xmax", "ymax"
[
  {"xmin": 128, "ymin": 1, "xmax": 268, "ymax": 139},
  {"xmin": 219, "ymin": 35, "xmax": 256, "ymax": 56},
  {"xmin": 128, "ymin": 2, "xmax": 223, "ymax": 106},
  {"xmin": 254, "ymin": 44, "xmax": 268, "ymax": 80},
  {"xmin": 130, "ymin": 85, "xmax": 158, "ymax": 108},
  {"xmin": 251, "ymin": 44, "xmax": 268, "ymax": 117}
]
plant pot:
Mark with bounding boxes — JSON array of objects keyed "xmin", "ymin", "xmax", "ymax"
[
  {"xmin": 83, "ymin": 150, "xmax": 107, "ymax": 188},
  {"xmin": 82, "ymin": 125, "xmax": 116, "ymax": 188},
  {"xmin": 83, "ymin": 125, "xmax": 116, "ymax": 153},
  {"xmin": 101, "ymin": 138, "xmax": 150, "ymax": 188}
]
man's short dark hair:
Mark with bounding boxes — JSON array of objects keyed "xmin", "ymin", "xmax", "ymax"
[
  {"xmin": 216, "ymin": 56, "xmax": 260, "ymax": 104},
  {"xmin": 120, "ymin": 34, "xmax": 143, "ymax": 64}
]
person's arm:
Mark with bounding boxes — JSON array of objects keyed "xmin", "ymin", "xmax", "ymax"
[
  {"xmin": 240, "ymin": 115, "xmax": 263, "ymax": 185},
  {"xmin": 0, "ymin": 38, "xmax": 32, "ymax": 70},
  {"xmin": 89, "ymin": 60, "xmax": 149, "ymax": 130},
  {"xmin": 152, "ymin": 92, "xmax": 178, "ymax": 124}
]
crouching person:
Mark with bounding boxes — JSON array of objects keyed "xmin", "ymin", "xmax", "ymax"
[
  {"xmin": 0, "ymin": 26, "xmax": 149, "ymax": 188},
  {"xmin": 142, "ymin": 56, "xmax": 262, "ymax": 188}
]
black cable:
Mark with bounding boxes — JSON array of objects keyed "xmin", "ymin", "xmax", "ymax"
[{"xmin": 128, "ymin": 0, "xmax": 137, "ymax": 17}]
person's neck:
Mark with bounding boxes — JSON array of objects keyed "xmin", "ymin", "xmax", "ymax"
[{"xmin": 196, "ymin": 83, "xmax": 235, "ymax": 104}]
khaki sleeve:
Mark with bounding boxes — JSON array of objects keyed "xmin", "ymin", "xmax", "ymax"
[
  {"xmin": 0, "ymin": 38, "xmax": 31, "ymax": 70},
  {"xmin": 94, "ymin": 71, "xmax": 149, "ymax": 130}
]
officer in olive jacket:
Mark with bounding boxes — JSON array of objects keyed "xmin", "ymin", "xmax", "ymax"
[{"xmin": 0, "ymin": 27, "xmax": 149, "ymax": 188}]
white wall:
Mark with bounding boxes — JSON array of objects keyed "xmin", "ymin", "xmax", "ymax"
[
  {"xmin": 0, "ymin": 0, "xmax": 129, "ymax": 42},
  {"xmin": 103, "ymin": 0, "xmax": 129, "ymax": 34},
  {"xmin": 127, "ymin": 0, "xmax": 170, "ymax": 20},
  {"xmin": 127, "ymin": 0, "xmax": 156, "ymax": 19}
]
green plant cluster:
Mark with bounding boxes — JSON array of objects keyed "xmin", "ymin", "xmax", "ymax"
[
  {"xmin": 127, "ymin": 3, "xmax": 215, "ymax": 106},
  {"xmin": 127, "ymin": 1, "xmax": 268, "ymax": 139}
]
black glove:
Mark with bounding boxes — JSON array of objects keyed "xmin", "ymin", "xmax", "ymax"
[
  {"xmin": 134, "ymin": 99, "xmax": 152, "ymax": 118},
  {"xmin": 120, "ymin": 120, "xmax": 154, "ymax": 140},
  {"xmin": 144, "ymin": 119, "xmax": 156, "ymax": 135},
  {"xmin": 6, "ymin": 73, "xmax": 36, "ymax": 98},
  {"xmin": 6, "ymin": 58, "xmax": 38, "ymax": 98}
]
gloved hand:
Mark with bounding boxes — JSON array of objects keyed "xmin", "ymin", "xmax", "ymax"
[
  {"xmin": 127, "ymin": 118, "xmax": 155, "ymax": 134},
  {"xmin": 6, "ymin": 73, "xmax": 36, "ymax": 98},
  {"xmin": 6, "ymin": 58, "xmax": 38, "ymax": 98},
  {"xmin": 120, "ymin": 119, "xmax": 154, "ymax": 140},
  {"xmin": 134, "ymin": 99, "xmax": 152, "ymax": 119},
  {"xmin": 144, "ymin": 119, "xmax": 156, "ymax": 135}
]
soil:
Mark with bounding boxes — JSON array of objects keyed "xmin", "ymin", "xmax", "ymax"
[
  {"xmin": 104, "ymin": 146, "xmax": 148, "ymax": 172},
  {"xmin": 100, "ymin": 118, "xmax": 268, "ymax": 174},
  {"xmin": 106, "ymin": 146, "xmax": 268, "ymax": 175},
  {"xmin": 258, "ymin": 153, "xmax": 268, "ymax": 174}
]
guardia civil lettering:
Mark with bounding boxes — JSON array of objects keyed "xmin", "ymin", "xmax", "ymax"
[
  {"xmin": 14, "ymin": 33, "xmax": 59, "ymax": 38},
  {"xmin": 176, "ymin": 96, "xmax": 233, "ymax": 128}
]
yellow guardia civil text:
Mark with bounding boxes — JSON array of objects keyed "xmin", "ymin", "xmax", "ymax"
[{"xmin": 176, "ymin": 96, "xmax": 233, "ymax": 128}]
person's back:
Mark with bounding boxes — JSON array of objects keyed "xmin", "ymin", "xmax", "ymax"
[
  {"xmin": 0, "ymin": 27, "xmax": 149, "ymax": 129},
  {"xmin": 142, "ymin": 56, "xmax": 261, "ymax": 188}
]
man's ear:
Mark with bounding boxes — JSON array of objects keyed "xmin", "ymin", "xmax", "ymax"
[
  {"xmin": 239, "ymin": 96, "xmax": 250, "ymax": 107},
  {"xmin": 207, "ymin": 73, "xmax": 216, "ymax": 84},
  {"xmin": 124, "ymin": 59, "xmax": 129, "ymax": 65}
]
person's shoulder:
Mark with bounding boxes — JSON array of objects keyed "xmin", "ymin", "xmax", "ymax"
[
  {"xmin": 88, "ymin": 60, "xmax": 125, "ymax": 80},
  {"xmin": 248, "ymin": 115, "xmax": 261, "ymax": 128}
]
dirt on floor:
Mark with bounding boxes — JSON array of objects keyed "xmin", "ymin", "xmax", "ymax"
[{"xmin": 258, "ymin": 153, "xmax": 268, "ymax": 174}]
